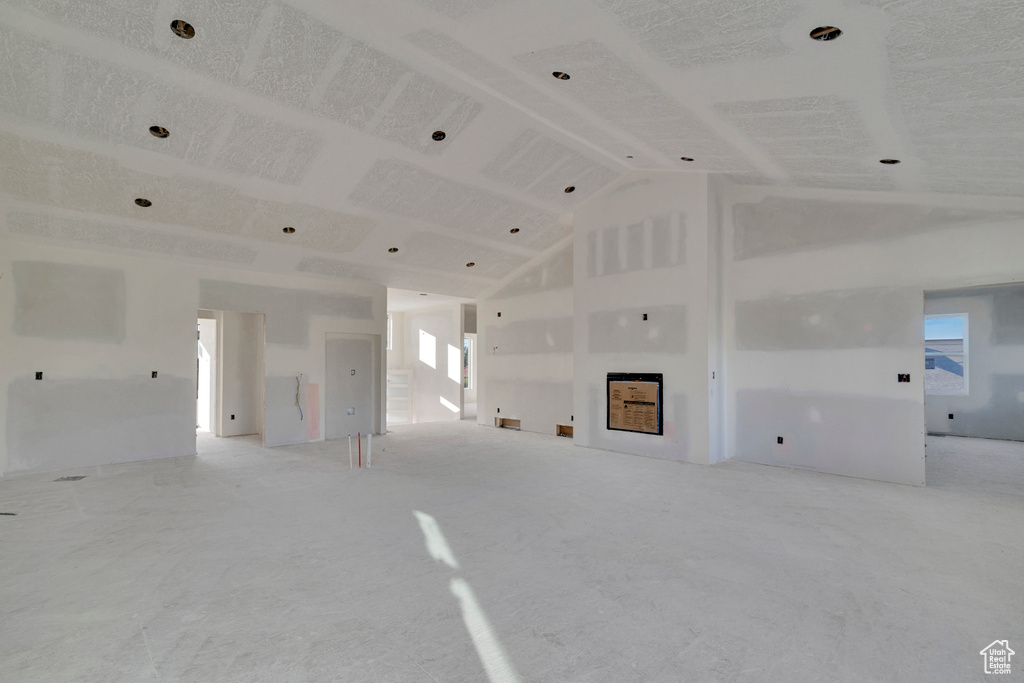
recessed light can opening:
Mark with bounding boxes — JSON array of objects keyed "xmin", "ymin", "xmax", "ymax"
[
  {"xmin": 810, "ymin": 26, "xmax": 842, "ymax": 41},
  {"xmin": 432, "ymin": 131, "xmax": 446, "ymax": 141},
  {"xmin": 282, "ymin": 226, "xmax": 295, "ymax": 234},
  {"xmin": 134, "ymin": 198, "xmax": 151, "ymax": 207},
  {"xmin": 170, "ymin": 19, "xmax": 195, "ymax": 39},
  {"xmin": 564, "ymin": 185, "xmax": 575, "ymax": 193},
  {"xmin": 880, "ymin": 158, "xmax": 901, "ymax": 164},
  {"xmin": 680, "ymin": 157, "xmax": 694, "ymax": 162},
  {"xmin": 552, "ymin": 72, "xmax": 570, "ymax": 80},
  {"xmin": 510, "ymin": 228, "xmax": 520, "ymax": 234},
  {"xmin": 149, "ymin": 126, "xmax": 169, "ymax": 138},
  {"xmin": 466, "ymin": 262, "xmax": 475, "ymax": 267},
  {"xmin": 388, "ymin": 247, "xmax": 399, "ymax": 253}
]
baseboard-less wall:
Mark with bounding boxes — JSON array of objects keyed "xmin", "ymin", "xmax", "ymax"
[{"xmin": 1, "ymin": 240, "xmax": 386, "ymax": 475}]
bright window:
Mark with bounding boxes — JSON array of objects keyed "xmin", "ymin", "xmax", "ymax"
[
  {"xmin": 925, "ymin": 314, "xmax": 968, "ymax": 395},
  {"xmin": 386, "ymin": 314, "xmax": 393, "ymax": 351},
  {"xmin": 463, "ymin": 338, "xmax": 473, "ymax": 389}
]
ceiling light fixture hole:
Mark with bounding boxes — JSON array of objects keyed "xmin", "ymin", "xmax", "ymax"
[
  {"xmin": 432, "ymin": 130, "xmax": 446, "ymax": 141},
  {"xmin": 420, "ymin": 293, "xmax": 428, "ymax": 296},
  {"xmin": 680, "ymin": 157, "xmax": 694, "ymax": 162},
  {"xmin": 552, "ymin": 71, "xmax": 570, "ymax": 80},
  {"xmin": 170, "ymin": 19, "xmax": 195, "ymax": 39},
  {"xmin": 810, "ymin": 26, "xmax": 842, "ymax": 41},
  {"xmin": 149, "ymin": 126, "xmax": 169, "ymax": 138},
  {"xmin": 564, "ymin": 185, "xmax": 575, "ymax": 193},
  {"xmin": 388, "ymin": 247, "xmax": 399, "ymax": 253},
  {"xmin": 134, "ymin": 198, "xmax": 152, "ymax": 207},
  {"xmin": 282, "ymin": 226, "xmax": 295, "ymax": 234},
  {"xmin": 880, "ymin": 158, "xmax": 901, "ymax": 165},
  {"xmin": 510, "ymin": 228, "xmax": 520, "ymax": 234},
  {"xmin": 466, "ymin": 262, "xmax": 476, "ymax": 267}
]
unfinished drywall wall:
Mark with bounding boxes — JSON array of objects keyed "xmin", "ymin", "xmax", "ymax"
[
  {"xmin": 217, "ymin": 311, "xmax": 264, "ymax": 438},
  {"xmin": 0, "ymin": 239, "xmax": 386, "ymax": 475},
  {"xmin": 721, "ymin": 181, "xmax": 1024, "ymax": 485},
  {"xmin": 325, "ymin": 334, "xmax": 378, "ymax": 438},
  {"xmin": 925, "ymin": 284, "xmax": 1024, "ymax": 440},
  {"xmin": 573, "ymin": 172, "xmax": 710, "ymax": 463},
  {"xmin": 404, "ymin": 304, "xmax": 463, "ymax": 423},
  {"xmin": 478, "ymin": 239, "xmax": 573, "ymax": 434}
]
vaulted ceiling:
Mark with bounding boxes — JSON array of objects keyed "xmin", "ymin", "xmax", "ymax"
[{"xmin": 2, "ymin": 0, "xmax": 1022, "ymax": 296}]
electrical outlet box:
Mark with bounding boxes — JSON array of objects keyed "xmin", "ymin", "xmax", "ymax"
[
  {"xmin": 35, "ymin": 372, "xmax": 42, "ymax": 380},
  {"xmin": 642, "ymin": 313, "xmax": 648, "ymax": 321},
  {"xmin": 777, "ymin": 436, "xmax": 784, "ymax": 444},
  {"xmin": 898, "ymin": 374, "xmax": 910, "ymax": 383},
  {"xmin": 949, "ymin": 413, "xmax": 954, "ymax": 419},
  {"xmin": 152, "ymin": 371, "xmax": 158, "ymax": 378},
  {"xmin": 231, "ymin": 414, "xmax": 235, "ymax": 420}
]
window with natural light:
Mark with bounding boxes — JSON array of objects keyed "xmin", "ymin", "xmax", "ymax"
[
  {"xmin": 463, "ymin": 338, "xmax": 473, "ymax": 390},
  {"xmin": 925, "ymin": 314, "xmax": 967, "ymax": 395},
  {"xmin": 386, "ymin": 314, "xmax": 393, "ymax": 351}
]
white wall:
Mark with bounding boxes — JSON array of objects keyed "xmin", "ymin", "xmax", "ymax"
[
  {"xmin": 404, "ymin": 304, "xmax": 463, "ymax": 423},
  {"xmin": 197, "ymin": 316, "xmax": 217, "ymax": 432},
  {"xmin": 719, "ymin": 182, "xmax": 1024, "ymax": 485},
  {"xmin": 573, "ymin": 173, "xmax": 710, "ymax": 463},
  {"xmin": 478, "ymin": 239, "xmax": 573, "ymax": 434},
  {"xmin": 218, "ymin": 311, "xmax": 264, "ymax": 438},
  {"xmin": 925, "ymin": 284, "xmax": 1024, "ymax": 440},
  {"xmin": 1, "ymin": 239, "xmax": 386, "ymax": 475}
]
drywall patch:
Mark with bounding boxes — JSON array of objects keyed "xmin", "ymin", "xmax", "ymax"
[
  {"xmin": 735, "ymin": 288, "xmax": 920, "ymax": 351},
  {"xmin": 489, "ymin": 243, "xmax": 573, "ymax": 299},
  {"xmin": 8, "ymin": 212, "xmax": 258, "ymax": 265},
  {"xmin": 586, "ymin": 213, "xmax": 683, "ymax": 278},
  {"xmin": 486, "ymin": 317, "xmax": 573, "ymax": 355},
  {"xmin": 588, "ymin": 306, "xmax": 687, "ymax": 354},
  {"xmin": 13, "ymin": 261, "xmax": 126, "ymax": 343},
  {"xmin": 732, "ymin": 196, "xmax": 1024, "ymax": 260},
  {"xmin": 199, "ymin": 280, "xmax": 373, "ymax": 347},
  {"xmin": 6, "ymin": 377, "xmax": 194, "ymax": 474},
  {"xmin": 735, "ymin": 389, "xmax": 924, "ymax": 485}
]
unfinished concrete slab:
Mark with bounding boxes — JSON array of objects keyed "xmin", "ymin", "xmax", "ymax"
[{"xmin": 1, "ymin": 424, "xmax": 1020, "ymax": 681}]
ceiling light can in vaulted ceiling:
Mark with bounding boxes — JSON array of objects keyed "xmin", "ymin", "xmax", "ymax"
[
  {"xmin": 432, "ymin": 131, "xmax": 446, "ymax": 141},
  {"xmin": 149, "ymin": 126, "xmax": 169, "ymax": 138},
  {"xmin": 388, "ymin": 247, "xmax": 399, "ymax": 253},
  {"xmin": 466, "ymin": 262, "xmax": 476, "ymax": 267},
  {"xmin": 510, "ymin": 228, "xmax": 520, "ymax": 234},
  {"xmin": 552, "ymin": 72, "xmax": 570, "ymax": 80},
  {"xmin": 420, "ymin": 293, "xmax": 428, "ymax": 296},
  {"xmin": 810, "ymin": 26, "xmax": 842, "ymax": 41},
  {"xmin": 680, "ymin": 157, "xmax": 694, "ymax": 162},
  {"xmin": 170, "ymin": 20, "xmax": 195, "ymax": 39},
  {"xmin": 282, "ymin": 226, "xmax": 295, "ymax": 234},
  {"xmin": 134, "ymin": 198, "xmax": 151, "ymax": 207},
  {"xmin": 879, "ymin": 158, "xmax": 901, "ymax": 165},
  {"xmin": 564, "ymin": 186, "xmax": 575, "ymax": 193}
]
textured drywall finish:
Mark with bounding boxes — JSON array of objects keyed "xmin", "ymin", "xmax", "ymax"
[
  {"xmin": 515, "ymin": 41, "xmax": 752, "ymax": 173},
  {"xmin": 925, "ymin": 285, "xmax": 1024, "ymax": 440},
  {"xmin": 217, "ymin": 311, "xmax": 264, "ymax": 438},
  {"xmin": 326, "ymin": 336, "xmax": 376, "ymax": 438},
  {"xmin": 735, "ymin": 288, "xmax": 921, "ymax": 351},
  {"xmin": 9, "ymin": 212, "xmax": 259, "ymax": 266},
  {"xmin": 736, "ymin": 389, "xmax": 924, "ymax": 485},
  {"xmin": 478, "ymin": 241, "xmax": 574, "ymax": 434},
  {"xmin": 732, "ymin": 197, "xmax": 1024, "ymax": 261},
  {"xmin": 349, "ymin": 159, "xmax": 565, "ymax": 248},
  {"xmin": 199, "ymin": 280, "xmax": 373, "ymax": 346},
  {"xmin": 574, "ymin": 172, "xmax": 710, "ymax": 464},
  {"xmin": 591, "ymin": 0, "xmax": 799, "ymax": 69},
  {"xmin": 482, "ymin": 129, "xmax": 620, "ymax": 204},
  {"xmin": 6, "ymin": 377, "xmax": 194, "ymax": 474},
  {"xmin": 13, "ymin": 261, "xmax": 125, "ymax": 343}
]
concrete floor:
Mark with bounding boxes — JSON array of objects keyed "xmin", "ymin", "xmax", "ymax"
[{"xmin": 1, "ymin": 424, "xmax": 1021, "ymax": 682}]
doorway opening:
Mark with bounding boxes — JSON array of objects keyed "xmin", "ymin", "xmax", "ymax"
[{"xmin": 196, "ymin": 309, "xmax": 266, "ymax": 451}]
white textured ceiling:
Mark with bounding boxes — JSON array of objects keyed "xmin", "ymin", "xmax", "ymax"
[{"xmin": 2, "ymin": 0, "xmax": 1023, "ymax": 295}]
